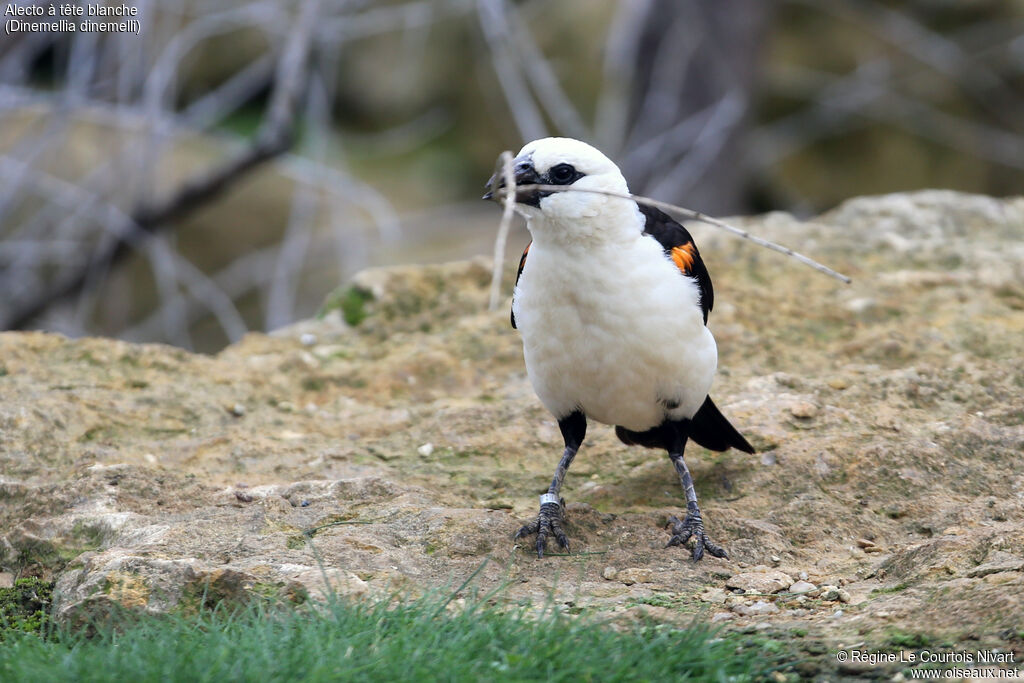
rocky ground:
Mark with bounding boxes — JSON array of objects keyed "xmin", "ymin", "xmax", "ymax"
[{"xmin": 2, "ymin": 191, "xmax": 1022, "ymax": 676}]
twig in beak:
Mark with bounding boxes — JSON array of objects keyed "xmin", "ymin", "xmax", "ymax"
[{"xmin": 488, "ymin": 151, "xmax": 518, "ymax": 310}]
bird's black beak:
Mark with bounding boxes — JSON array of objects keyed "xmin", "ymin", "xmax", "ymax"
[{"xmin": 482, "ymin": 156, "xmax": 542, "ymax": 206}]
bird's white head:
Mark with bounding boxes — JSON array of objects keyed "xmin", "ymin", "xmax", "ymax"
[{"xmin": 486, "ymin": 137, "xmax": 642, "ymax": 245}]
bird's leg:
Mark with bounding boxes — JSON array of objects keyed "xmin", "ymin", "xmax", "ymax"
[
  {"xmin": 665, "ymin": 441, "xmax": 728, "ymax": 562},
  {"xmin": 515, "ymin": 411, "xmax": 586, "ymax": 558}
]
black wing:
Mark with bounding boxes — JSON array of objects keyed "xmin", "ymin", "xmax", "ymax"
[
  {"xmin": 511, "ymin": 241, "xmax": 531, "ymax": 329},
  {"xmin": 639, "ymin": 204, "xmax": 714, "ymax": 324}
]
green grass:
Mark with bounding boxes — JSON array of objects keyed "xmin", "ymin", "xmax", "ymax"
[
  {"xmin": 0, "ymin": 591, "xmax": 787, "ymax": 682},
  {"xmin": 883, "ymin": 627, "xmax": 932, "ymax": 649},
  {"xmin": 0, "ymin": 578, "xmax": 53, "ymax": 639},
  {"xmin": 319, "ymin": 285, "xmax": 374, "ymax": 327}
]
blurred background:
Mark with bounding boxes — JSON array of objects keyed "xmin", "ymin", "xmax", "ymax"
[{"xmin": 1, "ymin": 0, "xmax": 1022, "ymax": 351}]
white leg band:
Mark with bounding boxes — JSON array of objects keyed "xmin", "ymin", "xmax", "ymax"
[{"xmin": 539, "ymin": 493, "xmax": 560, "ymax": 506}]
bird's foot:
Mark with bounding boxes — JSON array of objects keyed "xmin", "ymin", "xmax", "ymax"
[
  {"xmin": 665, "ymin": 507, "xmax": 727, "ymax": 562},
  {"xmin": 514, "ymin": 496, "xmax": 569, "ymax": 558}
]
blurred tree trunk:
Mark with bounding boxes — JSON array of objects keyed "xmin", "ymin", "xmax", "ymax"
[{"xmin": 620, "ymin": 0, "xmax": 777, "ymax": 215}]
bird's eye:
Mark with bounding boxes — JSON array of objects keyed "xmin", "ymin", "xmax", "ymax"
[{"xmin": 549, "ymin": 163, "xmax": 577, "ymax": 185}]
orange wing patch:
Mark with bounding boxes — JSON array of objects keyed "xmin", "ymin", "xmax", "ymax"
[
  {"xmin": 671, "ymin": 242, "xmax": 696, "ymax": 274},
  {"xmin": 516, "ymin": 242, "xmax": 531, "ymax": 280}
]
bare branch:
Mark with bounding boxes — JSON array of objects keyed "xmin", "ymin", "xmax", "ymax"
[
  {"xmin": 314, "ymin": 0, "xmax": 468, "ymax": 44},
  {"xmin": 1, "ymin": 0, "xmax": 322, "ymax": 331},
  {"xmin": 502, "ymin": 1, "xmax": 590, "ymax": 140},
  {"xmin": 795, "ymin": 0, "xmax": 1024, "ymax": 129},
  {"xmin": 181, "ymin": 54, "xmax": 276, "ymax": 130},
  {"xmin": 143, "ymin": 3, "xmax": 285, "ymax": 122},
  {"xmin": 621, "ymin": 5, "xmax": 702, "ymax": 158},
  {"xmin": 758, "ymin": 61, "xmax": 1024, "ymax": 170},
  {"xmin": 169, "ymin": 251, "xmax": 250, "ymax": 343},
  {"xmin": 266, "ymin": 184, "xmax": 318, "ymax": 331},
  {"xmin": 476, "ymin": 0, "xmax": 548, "ymax": 141},
  {"xmin": 279, "ymin": 154, "xmax": 401, "ymax": 242},
  {"xmin": 594, "ymin": 0, "xmax": 653, "ymax": 152},
  {"xmin": 645, "ymin": 90, "xmax": 748, "ymax": 200},
  {"xmin": 143, "ymin": 235, "xmax": 193, "ymax": 349},
  {"xmin": 122, "ymin": 245, "xmax": 280, "ymax": 343}
]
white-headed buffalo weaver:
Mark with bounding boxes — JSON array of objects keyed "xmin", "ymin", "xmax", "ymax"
[{"xmin": 484, "ymin": 137, "xmax": 754, "ymax": 561}]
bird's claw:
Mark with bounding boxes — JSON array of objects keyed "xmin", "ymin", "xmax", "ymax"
[
  {"xmin": 665, "ymin": 511, "xmax": 727, "ymax": 562},
  {"xmin": 514, "ymin": 500, "xmax": 569, "ymax": 558}
]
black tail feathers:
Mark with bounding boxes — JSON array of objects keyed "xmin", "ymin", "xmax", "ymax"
[
  {"xmin": 614, "ymin": 396, "xmax": 754, "ymax": 454},
  {"xmin": 688, "ymin": 396, "xmax": 755, "ymax": 453}
]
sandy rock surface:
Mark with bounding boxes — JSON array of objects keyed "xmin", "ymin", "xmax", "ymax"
[{"xmin": 2, "ymin": 191, "xmax": 1022, "ymax": 653}]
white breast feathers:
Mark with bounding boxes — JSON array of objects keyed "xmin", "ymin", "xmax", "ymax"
[{"xmin": 513, "ymin": 234, "xmax": 717, "ymax": 431}]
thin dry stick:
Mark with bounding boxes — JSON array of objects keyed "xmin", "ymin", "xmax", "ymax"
[
  {"xmin": 487, "ymin": 151, "xmax": 518, "ymax": 310},
  {"xmin": 494, "ymin": 180, "xmax": 852, "ymax": 284}
]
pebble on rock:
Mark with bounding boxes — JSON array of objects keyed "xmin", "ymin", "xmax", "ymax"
[
  {"xmin": 731, "ymin": 600, "xmax": 780, "ymax": 616},
  {"xmin": 617, "ymin": 568, "xmax": 652, "ymax": 585},
  {"xmin": 697, "ymin": 587, "xmax": 727, "ymax": 604},
  {"xmin": 818, "ymin": 585, "xmax": 841, "ymax": 601},
  {"xmin": 725, "ymin": 571, "xmax": 794, "ymax": 594},
  {"xmin": 788, "ymin": 401, "xmax": 819, "ymax": 419}
]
